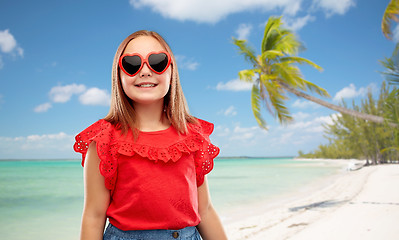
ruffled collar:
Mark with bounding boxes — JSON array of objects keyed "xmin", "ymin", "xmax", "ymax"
[
  {"xmin": 116, "ymin": 119, "xmax": 214, "ymax": 163},
  {"xmin": 74, "ymin": 118, "xmax": 219, "ymax": 190}
]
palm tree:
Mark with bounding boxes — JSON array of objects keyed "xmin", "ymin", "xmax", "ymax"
[
  {"xmin": 380, "ymin": 54, "xmax": 399, "ymax": 85},
  {"xmin": 381, "ymin": 0, "xmax": 399, "ymax": 85},
  {"xmin": 382, "ymin": 87, "xmax": 399, "ymax": 154},
  {"xmin": 382, "ymin": 0, "xmax": 399, "ymax": 40},
  {"xmin": 380, "ymin": 0, "xmax": 399, "ymax": 154},
  {"xmin": 233, "ymin": 16, "xmax": 395, "ymax": 129}
]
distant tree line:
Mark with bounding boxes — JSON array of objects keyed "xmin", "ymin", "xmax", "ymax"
[
  {"xmin": 298, "ymin": 82, "xmax": 399, "ymax": 165},
  {"xmin": 299, "ymin": 1, "xmax": 399, "ymax": 164}
]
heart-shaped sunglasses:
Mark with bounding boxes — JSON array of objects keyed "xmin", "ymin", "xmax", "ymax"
[{"xmin": 119, "ymin": 51, "xmax": 172, "ymax": 77}]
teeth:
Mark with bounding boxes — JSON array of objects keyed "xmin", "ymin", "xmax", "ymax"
[{"xmin": 138, "ymin": 84, "xmax": 156, "ymax": 87}]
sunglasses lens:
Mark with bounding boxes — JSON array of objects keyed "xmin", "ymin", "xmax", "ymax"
[
  {"xmin": 122, "ymin": 55, "xmax": 142, "ymax": 75},
  {"xmin": 148, "ymin": 53, "xmax": 169, "ymax": 73}
]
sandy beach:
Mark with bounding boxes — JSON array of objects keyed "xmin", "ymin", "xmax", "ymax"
[{"xmin": 224, "ymin": 160, "xmax": 399, "ymax": 240}]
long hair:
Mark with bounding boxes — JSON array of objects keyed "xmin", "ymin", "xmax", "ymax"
[{"xmin": 104, "ymin": 30, "xmax": 197, "ymax": 136}]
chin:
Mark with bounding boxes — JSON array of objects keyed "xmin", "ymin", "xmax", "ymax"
[{"xmin": 131, "ymin": 98, "xmax": 165, "ymax": 106}]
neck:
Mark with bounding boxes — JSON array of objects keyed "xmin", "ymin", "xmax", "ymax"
[{"xmin": 133, "ymin": 101, "xmax": 170, "ymax": 132}]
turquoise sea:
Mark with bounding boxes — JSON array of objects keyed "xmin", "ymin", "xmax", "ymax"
[{"xmin": 0, "ymin": 158, "xmax": 343, "ymax": 240}]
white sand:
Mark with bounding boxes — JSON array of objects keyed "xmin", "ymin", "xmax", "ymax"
[{"xmin": 224, "ymin": 160, "xmax": 399, "ymax": 240}]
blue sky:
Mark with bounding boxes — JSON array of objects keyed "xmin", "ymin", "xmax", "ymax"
[{"xmin": 0, "ymin": 0, "xmax": 394, "ymax": 159}]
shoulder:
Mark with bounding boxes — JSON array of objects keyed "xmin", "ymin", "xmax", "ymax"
[
  {"xmin": 74, "ymin": 119, "xmax": 120, "ymax": 158},
  {"xmin": 188, "ymin": 118, "xmax": 215, "ymax": 136},
  {"xmin": 188, "ymin": 118, "xmax": 219, "ymax": 187},
  {"xmin": 76, "ymin": 119, "xmax": 119, "ymax": 139},
  {"xmin": 74, "ymin": 119, "xmax": 119, "ymax": 191}
]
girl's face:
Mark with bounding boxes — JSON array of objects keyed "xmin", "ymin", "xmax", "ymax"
[{"xmin": 120, "ymin": 36, "xmax": 172, "ymax": 107}]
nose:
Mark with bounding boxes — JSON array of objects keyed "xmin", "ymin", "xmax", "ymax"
[{"xmin": 139, "ymin": 62, "xmax": 152, "ymax": 77}]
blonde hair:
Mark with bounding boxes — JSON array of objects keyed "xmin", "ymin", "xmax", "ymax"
[{"xmin": 104, "ymin": 30, "xmax": 197, "ymax": 136}]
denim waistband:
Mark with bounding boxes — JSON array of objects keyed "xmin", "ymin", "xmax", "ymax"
[{"xmin": 103, "ymin": 223, "xmax": 200, "ymax": 240}]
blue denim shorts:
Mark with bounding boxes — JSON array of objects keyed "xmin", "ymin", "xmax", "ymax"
[{"xmin": 103, "ymin": 223, "xmax": 202, "ymax": 240}]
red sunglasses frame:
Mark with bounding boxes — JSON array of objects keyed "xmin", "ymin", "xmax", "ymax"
[{"xmin": 119, "ymin": 51, "xmax": 172, "ymax": 77}]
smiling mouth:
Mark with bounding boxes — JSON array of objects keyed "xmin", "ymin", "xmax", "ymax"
[{"xmin": 135, "ymin": 83, "xmax": 158, "ymax": 88}]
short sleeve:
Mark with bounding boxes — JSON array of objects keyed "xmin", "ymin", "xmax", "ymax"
[
  {"xmin": 192, "ymin": 119, "xmax": 220, "ymax": 187},
  {"xmin": 73, "ymin": 119, "xmax": 118, "ymax": 191}
]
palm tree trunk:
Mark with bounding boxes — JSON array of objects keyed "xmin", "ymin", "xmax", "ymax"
[{"xmin": 278, "ymin": 82, "xmax": 398, "ymax": 128}]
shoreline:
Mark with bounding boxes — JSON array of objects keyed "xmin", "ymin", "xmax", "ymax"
[
  {"xmin": 223, "ymin": 160, "xmax": 398, "ymax": 239},
  {"xmin": 219, "ymin": 159, "xmax": 349, "ymax": 224}
]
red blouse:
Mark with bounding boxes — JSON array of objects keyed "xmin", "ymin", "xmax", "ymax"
[{"xmin": 73, "ymin": 119, "xmax": 219, "ymax": 230}]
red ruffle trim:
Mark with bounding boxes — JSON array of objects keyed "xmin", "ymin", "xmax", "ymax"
[
  {"xmin": 73, "ymin": 119, "xmax": 219, "ymax": 189},
  {"xmin": 73, "ymin": 120, "xmax": 118, "ymax": 191}
]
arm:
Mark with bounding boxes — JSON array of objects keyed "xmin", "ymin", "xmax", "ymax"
[
  {"xmin": 197, "ymin": 177, "xmax": 228, "ymax": 240},
  {"xmin": 80, "ymin": 142, "xmax": 110, "ymax": 240}
]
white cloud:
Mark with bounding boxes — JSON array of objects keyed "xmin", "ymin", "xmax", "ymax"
[
  {"xmin": 0, "ymin": 29, "xmax": 18, "ymax": 53},
  {"xmin": 0, "ymin": 132, "xmax": 75, "ymax": 158},
  {"xmin": 283, "ymin": 15, "xmax": 316, "ymax": 31},
  {"xmin": 212, "ymin": 123, "xmax": 265, "ymax": 156},
  {"xmin": 285, "ymin": 113, "xmax": 340, "ymax": 133},
  {"xmin": 235, "ymin": 23, "xmax": 253, "ymax": 40},
  {"xmin": 282, "ymin": 1, "xmax": 301, "ymax": 16},
  {"xmin": 214, "ymin": 123, "xmax": 262, "ymax": 142},
  {"xmin": 214, "ymin": 125, "xmax": 231, "ymax": 137},
  {"xmin": 216, "ymin": 79, "xmax": 252, "ymax": 91},
  {"xmin": 332, "ymin": 83, "xmax": 373, "ymax": 102},
  {"xmin": 292, "ymin": 111, "xmax": 310, "ymax": 121},
  {"xmin": 292, "ymin": 99, "xmax": 320, "ymax": 109},
  {"xmin": 312, "ymin": 0, "xmax": 355, "ymax": 17},
  {"xmin": 35, "ymin": 84, "xmax": 110, "ymax": 113},
  {"xmin": 34, "ymin": 102, "xmax": 52, "ymax": 113},
  {"xmin": 129, "ymin": 0, "xmax": 302, "ymax": 24},
  {"xmin": 211, "ymin": 112, "xmax": 340, "ymax": 157},
  {"xmin": 0, "ymin": 29, "xmax": 23, "ymax": 69},
  {"xmin": 79, "ymin": 87, "xmax": 111, "ymax": 106},
  {"xmin": 230, "ymin": 125, "xmax": 261, "ymax": 141},
  {"xmin": 175, "ymin": 55, "xmax": 199, "ymax": 70},
  {"xmin": 126, "ymin": 0, "xmax": 356, "ymax": 26},
  {"xmin": 315, "ymin": 113, "xmax": 340, "ymax": 126},
  {"xmin": 26, "ymin": 132, "xmax": 69, "ymax": 142},
  {"xmin": 279, "ymin": 132, "xmax": 294, "ymax": 144},
  {"xmin": 49, "ymin": 84, "xmax": 86, "ymax": 103},
  {"xmin": 219, "ymin": 105, "xmax": 237, "ymax": 116}
]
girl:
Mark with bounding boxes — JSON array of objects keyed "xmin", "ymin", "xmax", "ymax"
[{"xmin": 74, "ymin": 30, "xmax": 227, "ymax": 240}]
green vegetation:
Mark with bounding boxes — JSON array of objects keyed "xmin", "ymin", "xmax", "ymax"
[
  {"xmin": 233, "ymin": 16, "xmax": 392, "ymax": 130},
  {"xmin": 298, "ymin": 82, "xmax": 399, "ymax": 164},
  {"xmin": 382, "ymin": 0, "xmax": 399, "ymax": 40},
  {"xmin": 299, "ymin": 1, "xmax": 399, "ymax": 163}
]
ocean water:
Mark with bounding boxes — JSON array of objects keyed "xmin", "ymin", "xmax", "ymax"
[{"xmin": 0, "ymin": 158, "xmax": 343, "ymax": 239}]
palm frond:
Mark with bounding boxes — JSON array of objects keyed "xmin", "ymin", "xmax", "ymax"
[
  {"xmin": 262, "ymin": 17, "xmax": 302, "ymax": 55},
  {"xmin": 382, "ymin": 0, "xmax": 399, "ymax": 40},
  {"xmin": 262, "ymin": 16, "xmax": 282, "ymax": 53},
  {"xmin": 260, "ymin": 74, "xmax": 293, "ymax": 124},
  {"xmin": 380, "ymin": 55, "xmax": 399, "ymax": 85},
  {"xmin": 300, "ymin": 79, "xmax": 331, "ymax": 98},
  {"xmin": 381, "ymin": 146, "xmax": 399, "ymax": 154},
  {"xmin": 258, "ymin": 82, "xmax": 274, "ymax": 117},
  {"xmin": 272, "ymin": 63, "xmax": 301, "ymax": 88},
  {"xmin": 279, "ymin": 56, "xmax": 323, "ymax": 71},
  {"xmin": 232, "ymin": 38, "xmax": 259, "ymax": 67},
  {"xmin": 238, "ymin": 69, "xmax": 257, "ymax": 83},
  {"xmin": 276, "ymin": 30, "xmax": 302, "ymax": 55},
  {"xmin": 260, "ymin": 50, "xmax": 284, "ymax": 63},
  {"xmin": 254, "ymin": 73, "xmax": 278, "ymax": 115},
  {"xmin": 384, "ymin": 88, "xmax": 399, "ymax": 124},
  {"xmin": 272, "ymin": 60, "xmax": 330, "ymax": 98},
  {"xmin": 251, "ymin": 84, "xmax": 268, "ymax": 129}
]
